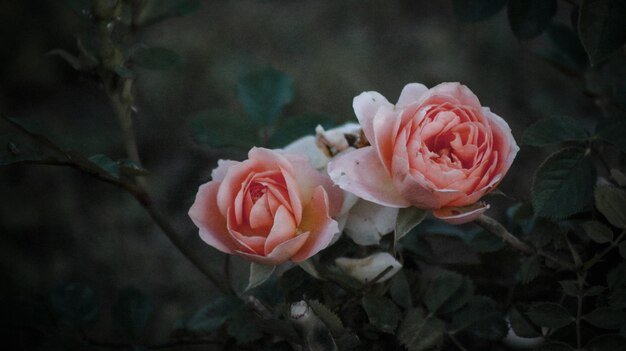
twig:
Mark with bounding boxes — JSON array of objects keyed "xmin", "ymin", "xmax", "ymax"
[
  {"xmin": 475, "ymin": 215, "xmax": 576, "ymax": 271},
  {"xmin": 575, "ymin": 271, "xmax": 587, "ymax": 351},
  {"xmin": 583, "ymin": 230, "xmax": 626, "ymax": 270}
]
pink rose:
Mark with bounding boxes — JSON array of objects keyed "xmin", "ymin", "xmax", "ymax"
[
  {"xmin": 189, "ymin": 147, "xmax": 344, "ymax": 265},
  {"xmin": 328, "ymin": 83, "xmax": 519, "ymax": 224}
]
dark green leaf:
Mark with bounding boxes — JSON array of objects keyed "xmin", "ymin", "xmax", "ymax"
[
  {"xmin": 586, "ymin": 286, "xmax": 606, "ymax": 296},
  {"xmin": 509, "ymin": 306, "xmax": 541, "ymax": 338},
  {"xmin": 268, "ymin": 112, "xmax": 335, "ymax": 148},
  {"xmin": 464, "ymin": 229, "xmax": 505, "ymax": 252},
  {"xmin": 112, "ymin": 288, "xmax": 154, "ymax": 338},
  {"xmin": 534, "ymin": 24, "xmax": 589, "ymax": 75},
  {"xmin": 439, "ymin": 276, "xmax": 474, "ymax": 314},
  {"xmin": 585, "ymin": 334, "xmax": 626, "ymax": 351},
  {"xmin": 226, "ymin": 308, "xmax": 262, "ymax": 344},
  {"xmin": 307, "ymin": 300, "xmax": 346, "ymax": 336},
  {"xmin": 397, "ymin": 308, "xmax": 445, "ymax": 351},
  {"xmin": 236, "ymin": 68, "xmax": 294, "ymax": 126},
  {"xmin": 532, "ymin": 147, "xmax": 595, "ymax": 218},
  {"xmin": 517, "ymin": 255, "xmax": 542, "ymax": 284},
  {"xmin": 51, "ymin": 283, "xmax": 99, "ymax": 327},
  {"xmin": 578, "ymin": 0, "xmax": 626, "ymax": 66},
  {"xmin": 138, "ymin": 0, "xmax": 203, "ymax": 26},
  {"xmin": 423, "ymin": 271, "xmax": 465, "ymax": 313},
  {"xmin": 595, "ymin": 185, "xmax": 626, "ymax": 228},
  {"xmin": 508, "ymin": 0, "xmax": 557, "ymax": 40},
  {"xmin": 522, "ymin": 116, "xmax": 588, "ymax": 146},
  {"xmin": 530, "ymin": 219, "xmax": 560, "ymax": 248},
  {"xmin": 395, "ymin": 207, "xmax": 427, "ymax": 244},
  {"xmin": 246, "ymin": 262, "xmax": 275, "ymax": 291},
  {"xmin": 390, "ymin": 271, "xmax": 413, "ymax": 309},
  {"xmin": 452, "ymin": 296, "xmax": 507, "ymax": 340},
  {"xmin": 526, "ymin": 302, "xmax": 573, "ymax": 330},
  {"xmin": 118, "ymin": 159, "xmax": 149, "ymax": 177},
  {"xmin": 585, "ymin": 307, "xmax": 626, "ymax": 329},
  {"xmin": 190, "ymin": 109, "xmax": 258, "ymax": 148},
  {"xmin": 597, "ymin": 117, "xmax": 626, "ymax": 153},
  {"xmin": 560, "ymin": 280, "xmax": 580, "ymax": 297},
  {"xmin": 186, "ymin": 296, "xmax": 243, "ymax": 332},
  {"xmin": 133, "ymin": 47, "xmax": 184, "ymax": 70},
  {"xmin": 361, "ymin": 295, "xmax": 401, "ymax": 333},
  {"xmin": 583, "ymin": 220, "xmax": 614, "ymax": 243},
  {"xmin": 451, "ymin": 0, "xmax": 507, "ymax": 23}
]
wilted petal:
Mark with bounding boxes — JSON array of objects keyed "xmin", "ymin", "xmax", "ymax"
[
  {"xmin": 283, "ymin": 135, "xmax": 330, "ymax": 170},
  {"xmin": 344, "ymin": 200, "xmax": 399, "ymax": 246},
  {"xmin": 432, "ymin": 202, "xmax": 490, "ymax": 225},
  {"xmin": 335, "ymin": 252, "xmax": 402, "ymax": 283}
]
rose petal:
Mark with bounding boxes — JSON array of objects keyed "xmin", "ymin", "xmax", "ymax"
[
  {"xmin": 291, "ymin": 186, "xmax": 339, "ymax": 262},
  {"xmin": 432, "ymin": 202, "xmax": 490, "ymax": 225},
  {"xmin": 353, "ymin": 91, "xmax": 392, "ymax": 146},
  {"xmin": 344, "ymin": 200, "xmax": 399, "ymax": 246},
  {"xmin": 396, "ymin": 83, "xmax": 428, "ymax": 108},
  {"xmin": 335, "ymin": 252, "xmax": 402, "ymax": 283},
  {"xmin": 188, "ymin": 182, "xmax": 236, "ymax": 253},
  {"xmin": 237, "ymin": 232, "xmax": 310, "ymax": 265},
  {"xmin": 328, "ymin": 147, "xmax": 410, "ymax": 208},
  {"xmin": 425, "ymin": 82, "xmax": 482, "ymax": 110},
  {"xmin": 264, "ymin": 205, "xmax": 297, "ymax": 254},
  {"xmin": 283, "ymin": 135, "xmax": 330, "ymax": 170},
  {"xmin": 211, "ymin": 159, "xmax": 240, "ymax": 182}
]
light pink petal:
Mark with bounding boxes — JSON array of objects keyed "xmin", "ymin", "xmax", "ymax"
[
  {"xmin": 188, "ymin": 182, "xmax": 236, "ymax": 253},
  {"xmin": 248, "ymin": 147, "xmax": 295, "ymax": 174},
  {"xmin": 264, "ymin": 205, "xmax": 297, "ymax": 254},
  {"xmin": 226, "ymin": 211, "xmax": 266, "ymax": 254},
  {"xmin": 432, "ymin": 202, "xmax": 490, "ymax": 225},
  {"xmin": 280, "ymin": 167, "xmax": 303, "ymax": 224},
  {"xmin": 249, "ymin": 193, "xmax": 273, "ymax": 229},
  {"xmin": 424, "ymin": 83, "xmax": 482, "ymax": 110},
  {"xmin": 291, "ymin": 187, "xmax": 339, "ymax": 262},
  {"xmin": 483, "ymin": 108, "xmax": 519, "ymax": 178},
  {"xmin": 237, "ymin": 232, "xmax": 310, "ymax": 265},
  {"xmin": 211, "ymin": 160, "xmax": 240, "ymax": 182},
  {"xmin": 373, "ymin": 108, "xmax": 402, "ymax": 174},
  {"xmin": 353, "ymin": 91, "xmax": 392, "ymax": 146},
  {"xmin": 328, "ymin": 147, "xmax": 409, "ymax": 208},
  {"xmin": 217, "ymin": 162, "xmax": 255, "ymax": 217},
  {"xmin": 396, "ymin": 83, "xmax": 428, "ymax": 108}
]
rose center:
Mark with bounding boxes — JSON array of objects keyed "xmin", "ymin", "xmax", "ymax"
[{"xmin": 249, "ymin": 182, "xmax": 267, "ymax": 202}]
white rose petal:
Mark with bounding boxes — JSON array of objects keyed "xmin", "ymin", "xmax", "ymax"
[
  {"xmin": 283, "ymin": 135, "xmax": 330, "ymax": 170},
  {"xmin": 344, "ymin": 200, "xmax": 399, "ymax": 246},
  {"xmin": 335, "ymin": 252, "xmax": 402, "ymax": 283}
]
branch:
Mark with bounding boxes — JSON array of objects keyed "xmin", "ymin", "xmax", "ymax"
[{"xmin": 475, "ymin": 215, "xmax": 576, "ymax": 271}]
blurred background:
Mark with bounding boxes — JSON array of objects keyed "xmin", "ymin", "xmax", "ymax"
[{"xmin": 0, "ymin": 0, "xmax": 601, "ymax": 349}]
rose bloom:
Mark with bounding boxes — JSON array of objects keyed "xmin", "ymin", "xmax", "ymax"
[
  {"xmin": 328, "ymin": 83, "xmax": 519, "ymax": 224},
  {"xmin": 189, "ymin": 148, "xmax": 344, "ymax": 265}
]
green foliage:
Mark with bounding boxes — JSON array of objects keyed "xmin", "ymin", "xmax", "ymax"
[
  {"xmin": 451, "ymin": 296, "xmax": 507, "ymax": 340},
  {"xmin": 390, "ymin": 271, "xmax": 413, "ymax": 309},
  {"xmin": 583, "ymin": 221, "xmax": 614, "ymax": 243},
  {"xmin": 307, "ymin": 300, "xmax": 346, "ymax": 337},
  {"xmin": 246, "ymin": 262, "xmax": 276, "ymax": 291},
  {"xmin": 226, "ymin": 308, "xmax": 263, "ymax": 344},
  {"xmin": 578, "ymin": 0, "xmax": 626, "ymax": 66},
  {"xmin": 361, "ymin": 295, "xmax": 401, "ymax": 333},
  {"xmin": 50, "ymin": 283, "xmax": 99, "ymax": 327},
  {"xmin": 584, "ymin": 307, "xmax": 626, "ymax": 329},
  {"xmin": 594, "ymin": 185, "xmax": 626, "ymax": 229},
  {"xmin": 522, "ymin": 116, "xmax": 588, "ymax": 146},
  {"xmin": 597, "ymin": 117, "xmax": 626, "ymax": 153},
  {"xmin": 535, "ymin": 25, "xmax": 589, "ymax": 75},
  {"xmin": 517, "ymin": 255, "xmax": 542, "ymax": 284},
  {"xmin": 526, "ymin": 302, "xmax": 573, "ymax": 330},
  {"xmin": 184, "ymin": 296, "xmax": 244, "ymax": 333},
  {"xmin": 423, "ymin": 271, "xmax": 469, "ymax": 314},
  {"xmin": 397, "ymin": 308, "xmax": 445, "ymax": 351},
  {"xmin": 509, "ymin": 306, "xmax": 541, "ymax": 338},
  {"xmin": 395, "ymin": 207, "xmax": 427, "ymax": 244},
  {"xmin": 112, "ymin": 287, "xmax": 154, "ymax": 338},
  {"xmin": 236, "ymin": 68, "xmax": 294, "ymax": 126},
  {"xmin": 585, "ymin": 334, "xmax": 626, "ymax": 351},
  {"xmin": 132, "ymin": 46, "xmax": 185, "ymax": 70},
  {"xmin": 532, "ymin": 147, "xmax": 596, "ymax": 218},
  {"xmin": 451, "ymin": 0, "xmax": 507, "ymax": 23},
  {"xmin": 507, "ymin": 0, "xmax": 557, "ymax": 41}
]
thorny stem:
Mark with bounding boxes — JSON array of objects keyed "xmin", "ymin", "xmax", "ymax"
[
  {"xmin": 583, "ymin": 230, "xmax": 626, "ymax": 270},
  {"xmin": 475, "ymin": 215, "xmax": 576, "ymax": 271},
  {"xmin": 575, "ymin": 271, "xmax": 587, "ymax": 351}
]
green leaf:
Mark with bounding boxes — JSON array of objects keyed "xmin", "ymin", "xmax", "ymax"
[
  {"xmin": 268, "ymin": 112, "xmax": 335, "ymax": 148},
  {"xmin": 597, "ymin": 117, "xmax": 626, "ymax": 153},
  {"xmin": 133, "ymin": 47, "xmax": 184, "ymax": 70},
  {"xmin": 112, "ymin": 288, "xmax": 154, "ymax": 338},
  {"xmin": 451, "ymin": 0, "xmax": 507, "ymax": 23},
  {"xmin": 390, "ymin": 271, "xmax": 413, "ymax": 309},
  {"xmin": 397, "ymin": 308, "xmax": 445, "ymax": 351},
  {"xmin": 586, "ymin": 286, "xmax": 606, "ymax": 296},
  {"xmin": 137, "ymin": 0, "xmax": 203, "ymax": 26},
  {"xmin": 236, "ymin": 68, "xmax": 294, "ymax": 126},
  {"xmin": 532, "ymin": 147, "xmax": 596, "ymax": 218},
  {"xmin": 584, "ymin": 307, "xmax": 626, "ymax": 329},
  {"xmin": 534, "ymin": 24, "xmax": 589, "ymax": 75},
  {"xmin": 451, "ymin": 296, "xmax": 507, "ymax": 340},
  {"xmin": 517, "ymin": 255, "xmax": 542, "ymax": 284},
  {"xmin": 307, "ymin": 300, "xmax": 346, "ymax": 336},
  {"xmin": 526, "ymin": 302, "xmax": 573, "ymax": 330},
  {"xmin": 509, "ymin": 306, "xmax": 541, "ymax": 338},
  {"xmin": 578, "ymin": 0, "xmax": 626, "ymax": 66},
  {"xmin": 560, "ymin": 280, "xmax": 580, "ymax": 297},
  {"xmin": 464, "ymin": 229, "xmax": 506, "ymax": 252},
  {"xmin": 585, "ymin": 334, "xmax": 626, "ymax": 351},
  {"xmin": 423, "ymin": 271, "xmax": 465, "ymax": 314},
  {"xmin": 185, "ymin": 296, "xmax": 243, "ymax": 333},
  {"xmin": 530, "ymin": 219, "xmax": 560, "ymax": 248},
  {"xmin": 361, "ymin": 295, "xmax": 401, "ymax": 333},
  {"xmin": 595, "ymin": 185, "xmax": 626, "ymax": 228},
  {"xmin": 51, "ymin": 283, "xmax": 99, "ymax": 327},
  {"xmin": 522, "ymin": 116, "xmax": 588, "ymax": 146},
  {"xmin": 583, "ymin": 220, "xmax": 615, "ymax": 243},
  {"xmin": 226, "ymin": 308, "xmax": 262, "ymax": 344},
  {"xmin": 246, "ymin": 263, "xmax": 276, "ymax": 291},
  {"xmin": 395, "ymin": 207, "xmax": 427, "ymax": 244},
  {"xmin": 190, "ymin": 109, "xmax": 258, "ymax": 149},
  {"xmin": 507, "ymin": 0, "xmax": 557, "ymax": 40}
]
